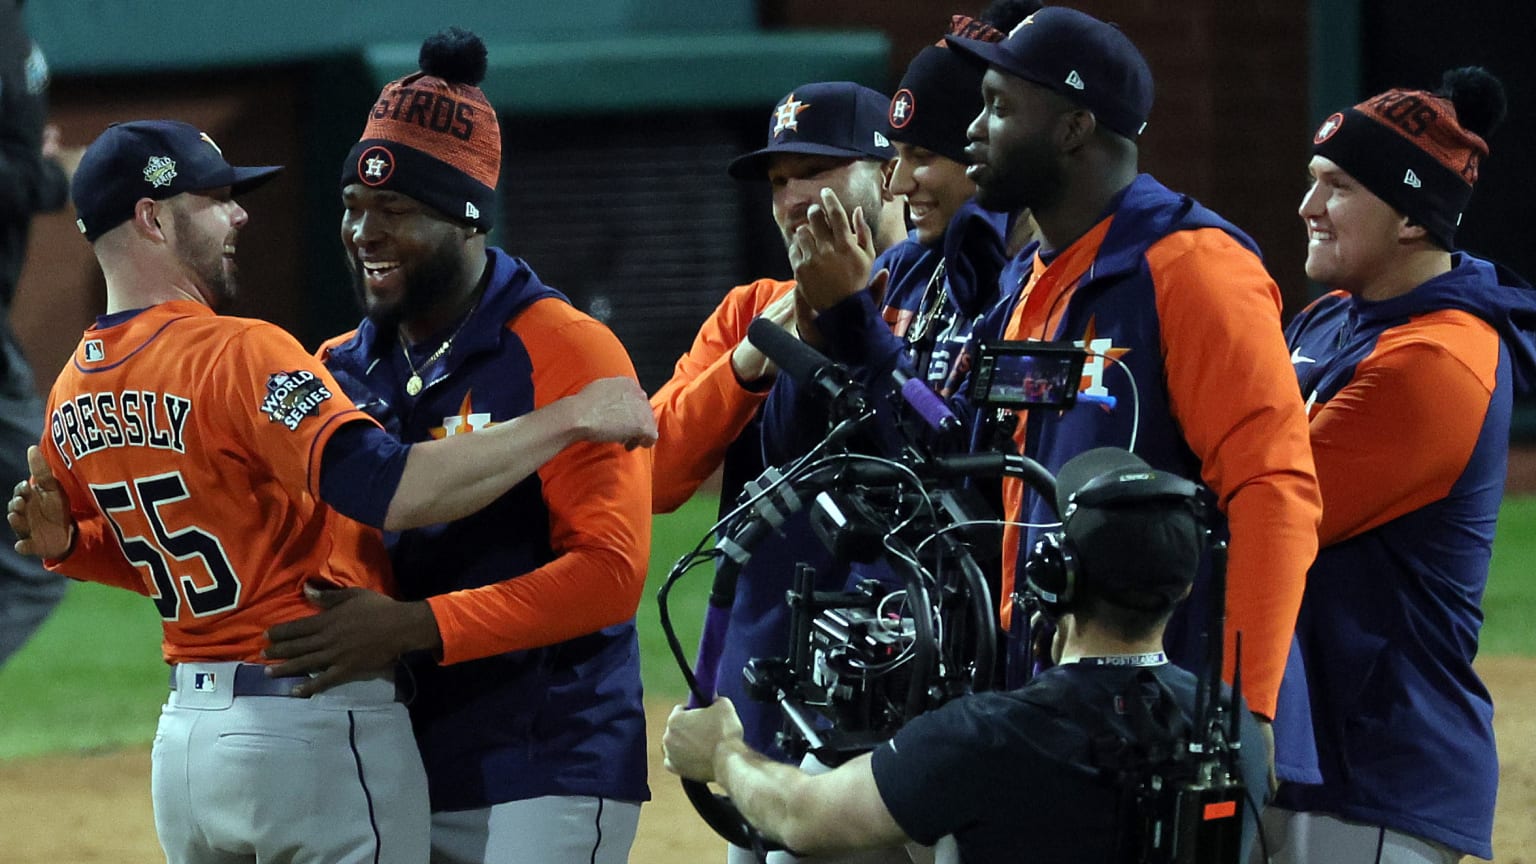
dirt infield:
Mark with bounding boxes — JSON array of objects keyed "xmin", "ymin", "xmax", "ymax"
[{"xmin": 1, "ymin": 656, "xmax": 1532, "ymax": 863}]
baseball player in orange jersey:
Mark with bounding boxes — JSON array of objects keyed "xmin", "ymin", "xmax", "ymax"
[{"xmin": 7, "ymin": 119, "xmax": 655, "ymax": 864}]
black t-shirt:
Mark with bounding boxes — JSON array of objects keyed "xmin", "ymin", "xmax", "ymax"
[{"xmin": 869, "ymin": 662, "xmax": 1267, "ymax": 863}]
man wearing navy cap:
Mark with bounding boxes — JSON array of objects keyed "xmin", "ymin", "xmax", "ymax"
[
  {"xmin": 753, "ymin": 7, "xmax": 1039, "ymax": 478},
  {"xmin": 945, "ymin": 7, "xmax": 1322, "ymax": 783},
  {"xmin": 649, "ymin": 80, "xmax": 910, "ymax": 864},
  {"xmin": 664, "ymin": 447, "xmax": 1270, "ymax": 863},
  {"xmin": 654, "ymin": 81, "xmax": 905, "ymax": 515},
  {"xmin": 8, "ymin": 117, "xmax": 654, "ymax": 864}
]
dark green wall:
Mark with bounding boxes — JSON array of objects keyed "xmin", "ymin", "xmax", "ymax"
[
  {"xmin": 29, "ymin": 1, "xmax": 757, "ymax": 72},
  {"xmin": 27, "ymin": 0, "xmax": 887, "ymax": 111}
]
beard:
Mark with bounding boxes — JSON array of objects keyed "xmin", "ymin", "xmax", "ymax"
[
  {"xmin": 350, "ymin": 233, "xmax": 467, "ymax": 332},
  {"xmin": 975, "ymin": 135, "xmax": 1065, "ymax": 217},
  {"xmin": 172, "ymin": 208, "xmax": 236, "ymax": 310}
]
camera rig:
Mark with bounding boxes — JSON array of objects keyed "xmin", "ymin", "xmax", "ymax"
[
  {"xmin": 658, "ymin": 319, "xmax": 1255, "ymax": 861},
  {"xmin": 656, "ymin": 319, "xmax": 1058, "ymax": 853},
  {"xmin": 736, "ymin": 451, "xmax": 1037, "ymax": 766}
]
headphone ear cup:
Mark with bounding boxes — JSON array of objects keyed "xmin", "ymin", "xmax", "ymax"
[{"xmin": 1024, "ymin": 531, "xmax": 1077, "ymax": 614}]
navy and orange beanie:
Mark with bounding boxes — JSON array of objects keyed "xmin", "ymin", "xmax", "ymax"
[
  {"xmin": 341, "ymin": 27, "xmax": 501, "ymax": 230},
  {"xmin": 887, "ymin": 16, "xmax": 1006, "ymax": 164},
  {"xmin": 1312, "ymin": 66, "xmax": 1506, "ymax": 250}
]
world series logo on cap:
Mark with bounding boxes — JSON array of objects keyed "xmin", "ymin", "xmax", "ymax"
[{"xmin": 143, "ymin": 156, "xmax": 177, "ymax": 188}]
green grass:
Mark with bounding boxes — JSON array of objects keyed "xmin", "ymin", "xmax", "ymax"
[
  {"xmin": 1484, "ymin": 495, "xmax": 1536, "ymax": 656},
  {"xmin": 640, "ymin": 495, "xmax": 718, "ymax": 701},
  {"xmin": 0, "ymin": 495, "xmax": 721, "ymax": 759},
  {"xmin": 3, "ymin": 492, "xmax": 1532, "ymax": 760},
  {"xmin": 0, "ymin": 580, "xmax": 167, "ymax": 757}
]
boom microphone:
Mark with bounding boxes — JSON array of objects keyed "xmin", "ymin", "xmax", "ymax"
[{"xmin": 747, "ymin": 318, "xmax": 867, "ymax": 412}]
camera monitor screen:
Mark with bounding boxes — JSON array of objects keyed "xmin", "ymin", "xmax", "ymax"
[{"xmin": 972, "ymin": 342, "xmax": 1088, "ymax": 409}]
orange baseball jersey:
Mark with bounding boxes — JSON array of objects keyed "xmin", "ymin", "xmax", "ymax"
[
  {"xmin": 650, "ymin": 278, "xmax": 792, "ymax": 513},
  {"xmin": 40, "ymin": 300, "xmax": 390, "ymax": 664}
]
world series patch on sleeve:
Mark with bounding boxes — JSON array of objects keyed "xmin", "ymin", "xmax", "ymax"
[{"xmin": 262, "ymin": 370, "xmax": 333, "ymax": 430}]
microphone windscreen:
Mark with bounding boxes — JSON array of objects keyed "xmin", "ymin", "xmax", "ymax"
[
  {"xmin": 897, "ymin": 373, "xmax": 959, "ymax": 432},
  {"xmin": 746, "ymin": 317, "xmax": 830, "ymax": 389}
]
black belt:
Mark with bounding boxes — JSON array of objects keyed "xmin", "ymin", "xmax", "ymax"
[{"xmin": 169, "ymin": 663, "xmax": 310, "ymax": 698}]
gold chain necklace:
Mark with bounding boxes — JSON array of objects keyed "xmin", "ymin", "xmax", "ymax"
[
  {"xmin": 905, "ymin": 259, "xmax": 949, "ymax": 344},
  {"xmin": 400, "ymin": 298, "xmax": 478, "ymax": 396}
]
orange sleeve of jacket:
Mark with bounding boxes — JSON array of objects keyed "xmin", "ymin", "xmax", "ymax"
[
  {"xmin": 649, "ymin": 278, "xmax": 793, "ymax": 513},
  {"xmin": 425, "ymin": 299, "xmax": 653, "ymax": 664},
  {"xmin": 1309, "ymin": 312, "xmax": 1498, "ymax": 548},
  {"xmin": 1149, "ymin": 228, "xmax": 1322, "ymax": 720}
]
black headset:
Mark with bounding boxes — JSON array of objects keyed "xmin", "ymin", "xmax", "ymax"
[{"xmin": 1022, "ymin": 467, "xmax": 1208, "ymax": 616}]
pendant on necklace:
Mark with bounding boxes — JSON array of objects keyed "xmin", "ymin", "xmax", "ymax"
[{"xmin": 405, "ymin": 375, "xmax": 423, "ymax": 396}]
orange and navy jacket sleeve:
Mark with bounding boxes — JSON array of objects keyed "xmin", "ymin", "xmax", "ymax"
[
  {"xmin": 650, "ymin": 278, "xmax": 792, "ymax": 513},
  {"xmin": 426, "ymin": 299, "xmax": 652, "ymax": 663},
  {"xmin": 1149, "ymin": 228, "xmax": 1322, "ymax": 720},
  {"xmin": 1309, "ymin": 312, "xmax": 1497, "ymax": 547}
]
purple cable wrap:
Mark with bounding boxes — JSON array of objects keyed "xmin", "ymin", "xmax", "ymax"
[
  {"xmin": 689, "ymin": 604, "xmax": 734, "ymax": 707},
  {"xmin": 900, "ymin": 375, "xmax": 959, "ymax": 432}
]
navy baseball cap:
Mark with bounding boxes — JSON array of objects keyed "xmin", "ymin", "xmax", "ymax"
[
  {"xmin": 946, "ymin": 7, "xmax": 1154, "ymax": 140},
  {"xmin": 728, "ymin": 81, "xmax": 896, "ymax": 180},
  {"xmin": 71, "ymin": 120, "xmax": 283, "ymax": 242}
]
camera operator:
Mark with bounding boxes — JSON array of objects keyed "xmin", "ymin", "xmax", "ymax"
[{"xmin": 664, "ymin": 448, "xmax": 1269, "ymax": 863}]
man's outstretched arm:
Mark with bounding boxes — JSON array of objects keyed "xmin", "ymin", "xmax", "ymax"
[{"xmin": 662, "ymin": 697, "xmax": 911, "ymax": 855}]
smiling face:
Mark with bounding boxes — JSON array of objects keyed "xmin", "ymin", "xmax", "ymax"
[
  {"xmin": 163, "ymin": 187, "xmax": 246, "ymax": 311},
  {"xmin": 888, "ymin": 141, "xmax": 975, "ymax": 246},
  {"xmin": 1299, "ymin": 156, "xmax": 1411, "ymax": 297},
  {"xmin": 766, "ymin": 153, "xmax": 886, "ymax": 249},
  {"xmin": 340, "ymin": 184, "xmax": 478, "ymax": 331}
]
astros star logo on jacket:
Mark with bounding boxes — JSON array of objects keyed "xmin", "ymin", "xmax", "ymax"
[{"xmin": 430, "ymin": 390, "xmax": 495, "ymax": 438}]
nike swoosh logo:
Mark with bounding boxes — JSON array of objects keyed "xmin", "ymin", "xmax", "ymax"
[{"xmin": 1290, "ymin": 347, "xmax": 1316, "ymax": 365}]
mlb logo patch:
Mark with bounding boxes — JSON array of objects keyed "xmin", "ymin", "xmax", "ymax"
[
  {"xmin": 193, "ymin": 672, "xmax": 218, "ymax": 692},
  {"xmin": 83, "ymin": 340, "xmax": 105, "ymax": 362}
]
